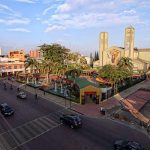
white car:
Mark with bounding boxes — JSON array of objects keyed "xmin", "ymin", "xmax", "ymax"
[{"xmin": 17, "ymin": 91, "xmax": 27, "ymax": 99}]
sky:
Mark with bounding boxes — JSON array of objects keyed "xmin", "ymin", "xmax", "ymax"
[{"xmin": 0, "ymin": 0, "xmax": 150, "ymax": 56}]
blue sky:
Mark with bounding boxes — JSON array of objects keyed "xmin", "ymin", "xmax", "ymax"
[{"xmin": 0, "ymin": 0, "xmax": 150, "ymax": 56}]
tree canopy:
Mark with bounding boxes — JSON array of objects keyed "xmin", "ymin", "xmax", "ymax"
[{"xmin": 39, "ymin": 43, "xmax": 70, "ymax": 64}]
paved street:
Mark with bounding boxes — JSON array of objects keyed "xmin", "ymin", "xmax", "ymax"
[{"xmin": 0, "ymin": 81, "xmax": 149, "ymax": 150}]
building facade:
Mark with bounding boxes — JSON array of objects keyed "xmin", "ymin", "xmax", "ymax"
[
  {"xmin": 29, "ymin": 49, "xmax": 42, "ymax": 58},
  {"xmin": 99, "ymin": 26, "xmax": 150, "ymax": 71},
  {"xmin": 0, "ymin": 59, "xmax": 24, "ymax": 77},
  {"xmin": 8, "ymin": 49, "xmax": 25, "ymax": 62}
]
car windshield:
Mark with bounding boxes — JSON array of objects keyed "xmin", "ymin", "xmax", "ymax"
[
  {"xmin": 4, "ymin": 106, "xmax": 12, "ymax": 111},
  {"xmin": 71, "ymin": 116, "xmax": 81, "ymax": 122},
  {"xmin": 128, "ymin": 141, "xmax": 141, "ymax": 148},
  {"xmin": 19, "ymin": 92, "xmax": 25, "ymax": 95}
]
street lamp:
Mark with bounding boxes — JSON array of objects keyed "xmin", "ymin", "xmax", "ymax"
[{"xmin": 69, "ymin": 87, "xmax": 72, "ymax": 109}]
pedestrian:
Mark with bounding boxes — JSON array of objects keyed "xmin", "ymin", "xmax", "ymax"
[
  {"xmin": 147, "ymin": 128, "xmax": 150, "ymax": 134},
  {"xmin": 35, "ymin": 93, "xmax": 38, "ymax": 99},
  {"xmin": 100, "ymin": 107, "xmax": 105, "ymax": 115},
  {"xmin": 17, "ymin": 87, "xmax": 20, "ymax": 92},
  {"xmin": 43, "ymin": 90, "xmax": 45, "ymax": 95}
]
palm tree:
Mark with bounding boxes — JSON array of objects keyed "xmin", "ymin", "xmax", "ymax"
[
  {"xmin": 117, "ymin": 57, "xmax": 133, "ymax": 71},
  {"xmin": 41, "ymin": 60, "xmax": 54, "ymax": 84},
  {"xmin": 25, "ymin": 58, "xmax": 38, "ymax": 73},
  {"xmin": 24, "ymin": 58, "xmax": 39, "ymax": 83}
]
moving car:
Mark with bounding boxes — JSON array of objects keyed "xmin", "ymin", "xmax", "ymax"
[
  {"xmin": 17, "ymin": 91, "xmax": 27, "ymax": 99},
  {"xmin": 60, "ymin": 114, "xmax": 82, "ymax": 129},
  {"xmin": 113, "ymin": 140, "xmax": 145, "ymax": 150},
  {"xmin": 0, "ymin": 103, "xmax": 14, "ymax": 116}
]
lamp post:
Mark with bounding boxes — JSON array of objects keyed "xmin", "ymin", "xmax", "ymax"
[
  {"xmin": 64, "ymin": 86, "xmax": 67, "ymax": 108},
  {"xmin": 69, "ymin": 87, "xmax": 72, "ymax": 109}
]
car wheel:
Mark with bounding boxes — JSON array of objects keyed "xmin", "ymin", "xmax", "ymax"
[{"xmin": 70, "ymin": 125, "xmax": 74, "ymax": 129}]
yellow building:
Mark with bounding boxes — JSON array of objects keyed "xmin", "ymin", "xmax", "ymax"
[{"xmin": 99, "ymin": 26, "xmax": 150, "ymax": 71}]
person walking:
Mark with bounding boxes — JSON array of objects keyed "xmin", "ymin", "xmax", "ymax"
[
  {"xmin": 35, "ymin": 93, "xmax": 38, "ymax": 99},
  {"xmin": 17, "ymin": 87, "xmax": 20, "ymax": 92}
]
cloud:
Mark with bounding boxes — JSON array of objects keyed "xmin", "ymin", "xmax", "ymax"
[
  {"xmin": 15, "ymin": 0, "xmax": 37, "ymax": 3},
  {"xmin": 51, "ymin": 14, "xmax": 70, "ymax": 20},
  {"xmin": 45, "ymin": 25, "xmax": 65, "ymax": 32},
  {"xmin": 42, "ymin": 0, "xmax": 148, "ymax": 32},
  {"xmin": 42, "ymin": 5, "xmax": 58, "ymax": 15},
  {"xmin": 123, "ymin": 9, "xmax": 136, "ymax": 15},
  {"xmin": 140, "ymin": 1, "xmax": 150, "ymax": 8},
  {"xmin": 0, "ymin": 4, "xmax": 18, "ymax": 16},
  {"xmin": 56, "ymin": 0, "xmax": 89, "ymax": 13},
  {"xmin": 0, "ymin": 18, "xmax": 30, "ymax": 25},
  {"xmin": 0, "ymin": 4, "xmax": 13, "ymax": 12},
  {"xmin": 7, "ymin": 28, "xmax": 31, "ymax": 32},
  {"xmin": 44, "ymin": 11, "xmax": 142, "ymax": 32},
  {"xmin": 122, "ymin": 0, "xmax": 135, "ymax": 3},
  {"xmin": 0, "ymin": 3, "xmax": 22, "ymax": 17},
  {"xmin": 56, "ymin": 3, "xmax": 71, "ymax": 13}
]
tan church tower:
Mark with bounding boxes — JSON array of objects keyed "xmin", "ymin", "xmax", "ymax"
[
  {"xmin": 100, "ymin": 32, "xmax": 108, "ymax": 66},
  {"xmin": 124, "ymin": 26, "xmax": 135, "ymax": 59}
]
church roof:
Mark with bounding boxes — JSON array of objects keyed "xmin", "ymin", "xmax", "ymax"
[
  {"xmin": 137, "ymin": 58, "xmax": 150, "ymax": 64},
  {"xmin": 105, "ymin": 46, "xmax": 124, "ymax": 52},
  {"xmin": 137, "ymin": 48, "xmax": 150, "ymax": 52}
]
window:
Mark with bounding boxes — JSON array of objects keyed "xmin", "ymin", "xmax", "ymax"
[
  {"xmin": 14, "ymin": 66, "xmax": 17, "ymax": 69},
  {"xmin": 8, "ymin": 66, "xmax": 12, "ymax": 69}
]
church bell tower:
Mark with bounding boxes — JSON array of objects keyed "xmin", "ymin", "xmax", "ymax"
[
  {"xmin": 99, "ymin": 32, "xmax": 108, "ymax": 66},
  {"xmin": 124, "ymin": 26, "xmax": 135, "ymax": 59}
]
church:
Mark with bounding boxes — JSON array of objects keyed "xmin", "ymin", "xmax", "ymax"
[{"xmin": 99, "ymin": 26, "xmax": 150, "ymax": 71}]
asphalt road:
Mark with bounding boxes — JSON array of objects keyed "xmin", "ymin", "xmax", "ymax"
[{"xmin": 0, "ymin": 81, "xmax": 150, "ymax": 150}]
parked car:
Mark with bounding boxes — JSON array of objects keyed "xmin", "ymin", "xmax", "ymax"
[
  {"xmin": 113, "ymin": 140, "xmax": 145, "ymax": 150},
  {"xmin": 17, "ymin": 91, "xmax": 27, "ymax": 99},
  {"xmin": 60, "ymin": 114, "xmax": 82, "ymax": 129},
  {"xmin": 0, "ymin": 103, "xmax": 14, "ymax": 116}
]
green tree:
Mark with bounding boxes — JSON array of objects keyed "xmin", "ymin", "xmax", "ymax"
[
  {"xmin": 117, "ymin": 57, "xmax": 133, "ymax": 72},
  {"xmin": 96, "ymin": 51, "xmax": 99, "ymax": 60},
  {"xmin": 90, "ymin": 53, "xmax": 93, "ymax": 68},
  {"xmin": 39, "ymin": 43, "xmax": 70, "ymax": 64},
  {"xmin": 98, "ymin": 64, "xmax": 130, "ymax": 94},
  {"xmin": 25, "ymin": 58, "xmax": 38, "ymax": 73}
]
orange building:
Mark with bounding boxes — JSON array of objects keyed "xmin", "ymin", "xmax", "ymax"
[
  {"xmin": 8, "ymin": 49, "xmax": 25, "ymax": 62},
  {"xmin": 29, "ymin": 49, "xmax": 41, "ymax": 58}
]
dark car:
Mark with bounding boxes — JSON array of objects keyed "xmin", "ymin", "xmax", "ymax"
[
  {"xmin": 17, "ymin": 91, "xmax": 27, "ymax": 99},
  {"xmin": 114, "ymin": 140, "xmax": 145, "ymax": 150},
  {"xmin": 60, "ymin": 114, "xmax": 82, "ymax": 129},
  {"xmin": 0, "ymin": 103, "xmax": 14, "ymax": 116}
]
